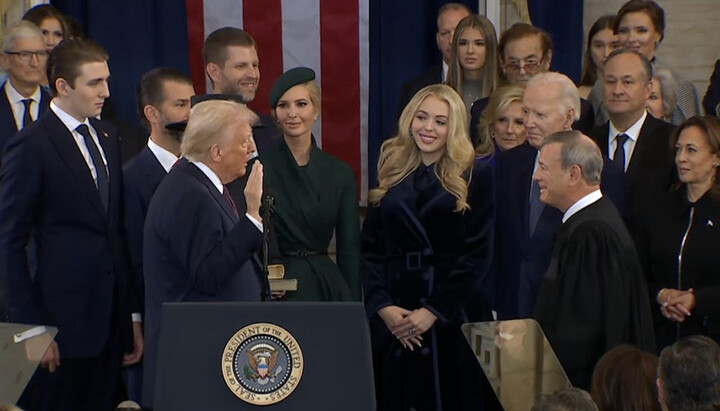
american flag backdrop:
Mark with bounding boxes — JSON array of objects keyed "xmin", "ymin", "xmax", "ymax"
[{"xmin": 184, "ymin": 0, "xmax": 370, "ymax": 202}]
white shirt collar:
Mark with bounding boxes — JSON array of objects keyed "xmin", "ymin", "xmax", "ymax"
[
  {"xmin": 609, "ymin": 110, "xmax": 647, "ymax": 143},
  {"xmin": 50, "ymin": 100, "xmax": 89, "ymax": 133},
  {"xmin": 5, "ymin": 80, "xmax": 40, "ymax": 104},
  {"xmin": 191, "ymin": 160, "xmax": 223, "ymax": 194},
  {"xmin": 442, "ymin": 61, "xmax": 449, "ymax": 83},
  {"xmin": 147, "ymin": 139, "xmax": 178, "ymax": 173},
  {"xmin": 563, "ymin": 189, "xmax": 603, "ymax": 223}
]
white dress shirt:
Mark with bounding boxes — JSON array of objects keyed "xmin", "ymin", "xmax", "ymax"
[
  {"xmin": 191, "ymin": 160, "xmax": 263, "ymax": 232},
  {"xmin": 50, "ymin": 101, "xmax": 108, "ymax": 186},
  {"xmin": 5, "ymin": 81, "xmax": 41, "ymax": 130},
  {"xmin": 563, "ymin": 189, "xmax": 603, "ymax": 223},
  {"xmin": 607, "ymin": 110, "xmax": 647, "ymax": 172},
  {"xmin": 147, "ymin": 139, "xmax": 178, "ymax": 173}
]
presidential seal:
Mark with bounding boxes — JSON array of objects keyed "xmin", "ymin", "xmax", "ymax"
[{"xmin": 221, "ymin": 323, "xmax": 304, "ymax": 405}]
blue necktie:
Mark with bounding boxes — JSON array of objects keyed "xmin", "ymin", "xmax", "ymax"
[
  {"xmin": 76, "ymin": 124, "xmax": 109, "ymax": 212},
  {"xmin": 529, "ymin": 178, "xmax": 543, "ymax": 235},
  {"xmin": 21, "ymin": 99, "xmax": 33, "ymax": 128},
  {"xmin": 614, "ymin": 133, "xmax": 629, "ymax": 173}
]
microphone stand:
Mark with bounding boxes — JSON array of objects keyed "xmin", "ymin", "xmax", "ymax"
[{"xmin": 260, "ymin": 193, "xmax": 275, "ymax": 301}]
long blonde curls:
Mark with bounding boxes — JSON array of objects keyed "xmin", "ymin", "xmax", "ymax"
[{"xmin": 369, "ymin": 84, "xmax": 475, "ymax": 212}]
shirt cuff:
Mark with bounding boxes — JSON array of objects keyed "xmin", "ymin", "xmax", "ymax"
[
  {"xmin": 13, "ymin": 325, "xmax": 47, "ymax": 343},
  {"xmin": 245, "ymin": 213, "xmax": 263, "ymax": 232},
  {"xmin": 132, "ymin": 313, "xmax": 142, "ymax": 323}
]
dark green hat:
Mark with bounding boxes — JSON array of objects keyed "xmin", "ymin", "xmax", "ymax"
[{"xmin": 269, "ymin": 67, "xmax": 316, "ymax": 108}]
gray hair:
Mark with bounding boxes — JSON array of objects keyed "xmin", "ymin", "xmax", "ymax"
[
  {"xmin": 659, "ymin": 335, "xmax": 720, "ymax": 411},
  {"xmin": 652, "ymin": 65, "xmax": 677, "ymax": 118},
  {"xmin": 180, "ymin": 100, "xmax": 257, "ymax": 162},
  {"xmin": 544, "ymin": 130, "xmax": 603, "ymax": 185},
  {"xmin": 605, "ymin": 47, "xmax": 653, "ymax": 83},
  {"xmin": 1, "ymin": 20, "xmax": 43, "ymax": 52},
  {"xmin": 526, "ymin": 72, "xmax": 581, "ymax": 121}
]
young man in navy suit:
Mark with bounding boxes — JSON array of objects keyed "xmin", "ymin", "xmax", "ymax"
[
  {"xmin": 0, "ymin": 38, "xmax": 142, "ymax": 411},
  {"xmin": 0, "ymin": 21, "xmax": 51, "ymax": 155},
  {"xmin": 121, "ymin": 67, "xmax": 194, "ymax": 402}
]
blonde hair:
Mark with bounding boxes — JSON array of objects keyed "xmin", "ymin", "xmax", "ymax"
[
  {"xmin": 477, "ymin": 83, "xmax": 525, "ymax": 156},
  {"xmin": 270, "ymin": 80, "xmax": 321, "ymax": 121},
  {"xmin": 180, "ymin": 100, "xmax": 258, "ymax": 161},
  {"xmin": 369, "ymin": 84, "xmax": 475, "ymax": 212},
  {"xmin": 446, "ymin": 14, "xmax": 498, "ymax": 101}
]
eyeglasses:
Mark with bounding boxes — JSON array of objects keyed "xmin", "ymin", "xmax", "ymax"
[
  {"xmin": 503, "ymin": 57, "xmax": 544, "ymax": 73},
  {"xmin": 3, "ymin": 50, "xmax": 49, "ymax": 62}
]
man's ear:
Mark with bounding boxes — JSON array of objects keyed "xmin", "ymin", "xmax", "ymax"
[
  {"xmin": 568, "ymin": 164, "xmax": 582, "ymax": 185},
  {"xmin": 55, "ymin": 78, "xmax": 70, "ymax": 97},
  {"xmin": 209, "ymin": 143, "xmax": 223, "ymax": 163},
  {"xmin": 143, "ymin": 105, "xmax": 159, "ymax": 124},
  {"xmin": 206, "ymin": 63, "xmax": 221, "ymax": 85}
]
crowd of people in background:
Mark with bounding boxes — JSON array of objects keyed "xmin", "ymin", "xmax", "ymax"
[{"xmin": 0, "ymin": 1, "xmax": 720, "ymax": 410}]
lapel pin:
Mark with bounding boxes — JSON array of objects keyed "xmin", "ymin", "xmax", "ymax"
[
  {"xmin": 102, "ymin": 131, "xmax": 108, "ymax": 138},
  {"xmin": 708, "ymin": 220, "xmax": 714, "ymax": 227}
]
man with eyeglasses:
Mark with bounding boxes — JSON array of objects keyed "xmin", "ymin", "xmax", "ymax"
[
  {"xmin": 0, "ymin": 21, "xmax": 51, "ymax": 158},
  {"xmin": 469, "ymin": 23, "xmax": 595, "ymax": 138},
  {"xmin": 396, "ymin": 3, "xmax": 470, "ymax": 115}
]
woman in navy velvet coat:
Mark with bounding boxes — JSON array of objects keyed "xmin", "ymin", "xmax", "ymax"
[{"xmin": 362, "ymin": 84, "xmax": 498, "ymax": 410}]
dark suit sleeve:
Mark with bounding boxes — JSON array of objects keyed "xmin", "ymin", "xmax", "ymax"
[
  {"xmin": 424, "ymin": 163, "xmax": 495, "ymax": 323},
  {"xmin": 122, "ymin": 171, "xmax": 146, "ymax": 313},
  {"xmin": 0, "ymin": 133, "xmax": 45, "ymax": 324},
  {"xmin": 171, "ymin": 194, "xmax": 263, "ymax": 295},
  {"xmin": 361, "ymin": 204, "xmax": 392, "ymax": 317}
]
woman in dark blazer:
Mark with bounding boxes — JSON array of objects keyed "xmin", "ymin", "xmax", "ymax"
[
  {"xmin": 362, "ymin": 84, "xmax": 497, "ymax": 410},
  {"xmin": 637, "ymin": 116, "xmax": 720, "ymax": 351}
]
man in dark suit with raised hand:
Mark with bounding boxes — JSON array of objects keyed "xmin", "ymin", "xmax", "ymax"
[
  {"xmin": 0, "ymin": 21, "xmax": 51, "ymax": 154},
  {"xmin": 0, "ymin": 38, "xmax": 142, "ymax": 411},
  {"xmin": 122, "ymin": 67, "xmax": 194, "ymax": 402},
  {"xmin": 587, "ymin": 48, "xmax": 675, "ymax": 234},
  {"xmin": 142, "ymin": 99, "xmax": 265, "ymax": 409}
]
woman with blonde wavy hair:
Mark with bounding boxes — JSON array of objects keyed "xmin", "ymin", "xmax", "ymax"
[
  {"xmin": 362, "ymin": 84, "xmax": 498, "ymax": 410},
  {"xmin": 475, "ymin": 83, "xmax": 527, "ymax": 163}
]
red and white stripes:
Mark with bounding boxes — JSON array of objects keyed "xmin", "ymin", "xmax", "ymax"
[{"xmin": 185, "ymin": 0, "xmax": 369, "ymax": 201}]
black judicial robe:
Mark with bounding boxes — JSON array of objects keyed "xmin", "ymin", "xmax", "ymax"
[
  {"xmin": 534, "ymin": 196, "xmax": 655, "ymax": 389},
  {"xmin": 362, "ymin": 160, "xmax": 500, "ymax": 411}
]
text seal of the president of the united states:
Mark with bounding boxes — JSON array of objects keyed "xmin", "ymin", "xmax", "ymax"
[{"xmin": 222, "ymin": 322, "xmax": 304, "ymax": 405}]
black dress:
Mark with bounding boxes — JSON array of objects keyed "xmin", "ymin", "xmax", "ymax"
[
  {"xmin": 362, "ymin": 160, "xmax": 500, "ymax": 411},
  {"xmin": 636, "ymin": 187, "xmax": 720, "ymax": 350}
]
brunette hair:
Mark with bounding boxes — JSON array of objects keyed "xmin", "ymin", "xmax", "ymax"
[
  {"xmin": 579, "ymin": 15, "xmax": 616, "ymax": 87},
  {"xmin": 498, "ymin": 23, "xmax": 553, "ymax": 66},
  {"xmin": 615, "ymin": 0, "xmax": 665, "ymax": 43},
  {"xmin": 22, "ymin": 4, "xmax": 69, "ymax": 40},
  {"xmin": 446, "ymin": 14, "xmax": 498, "ymax": 101},
  {"xmin": 670, "ymin": 116, "xmax": 720, "ymax": 201},
  {"xmin": 47, "ymin": 37, "xmax": 108, "ymax": 94},
  {"xmin": 591, "ymin": 345, "xmax": 660, "ymax": 411}
]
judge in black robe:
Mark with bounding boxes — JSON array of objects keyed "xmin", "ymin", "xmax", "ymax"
[{"xmin": 532, "ymin": 131, "xmax": 655, "ymax": 389}]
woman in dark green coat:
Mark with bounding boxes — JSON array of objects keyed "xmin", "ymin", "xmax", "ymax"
[{"xmin": 262, "ymin": 67, "xmax": 360, "ymax": 301}]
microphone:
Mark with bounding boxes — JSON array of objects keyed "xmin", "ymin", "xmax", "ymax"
[{"xmin": 260, "ymin": 188, "xmax": 276, "ymax": 218}]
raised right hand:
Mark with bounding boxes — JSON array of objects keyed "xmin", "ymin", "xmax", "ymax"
[{"xmin": 244, "ymin": 161, "xmax": 263, "ymax": 221}]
